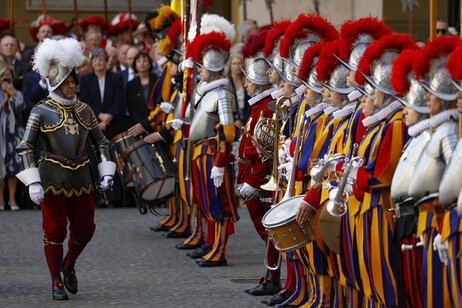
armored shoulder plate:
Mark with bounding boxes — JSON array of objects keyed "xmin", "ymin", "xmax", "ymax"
[
  {"xmin": 75, "ymin": 100, "xmax": 99, "ymax": 130},
  {"xmin": 440, "ymin": 138, "xmax": 462, "ymax": 207},
  {"xmin": 33, "ymin": 99, "xmax": 65, "ymax": 132},
  {"xmin": 409, "ymin": 121, "xmax": 458, "ymax": 199},
  {"xmin": 391, "ymin": 130, "xmax": 431, "ymax": 202}
]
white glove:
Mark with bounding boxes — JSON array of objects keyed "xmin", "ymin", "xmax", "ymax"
[
  {"xmin": 347, "ymin": 160, "xmax": 361, "ymax": 184},
  {"xmin": 326, "ymin": 159, "xmax": 338, "ymax": 172},
  {"xmin": 29, "ymin": 183, "xmax": 44, "ymax": 205},
  {"xmin": 99, "ymin": 175, "xmax": 113, "ymax": 192},
  {"xmin": 160, "ymin": 102, "xmax": 173, "ymax": 114},
  {"xmin": 167, "ymin": 119, "xmax": 184, "ymax": 131},
  {"xmin": 278, "ymin": 147, "xmax": 287, "ymax": 164},
  {"xmin": 179, "ymin": 57, "xmax": 194, "ymax": 72},
  {"xmin": 240, "ymin": 183, "xmax": 257, "ymax": 199},
  {"xmin": 210, "ymin": 166, "xmax": 224, "ymax": 187},
  {"xmin": 433, "ymin": 234, "xmax": 450, "ymax": 265}
]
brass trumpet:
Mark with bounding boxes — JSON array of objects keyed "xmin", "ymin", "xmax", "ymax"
[{"xmin": 261, "ymin": 95, "xmax": 293, "ymax": 191}]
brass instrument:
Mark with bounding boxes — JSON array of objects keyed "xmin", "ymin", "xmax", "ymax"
[
  {"xmin": 310, "ymin": 152, "xmax": 345, "ymax": 184},
  {"xmin": 261, "ymin": 95, "xmax": 293, "ymax": 191},
  {"xmin": 326, "ymin": 145, "xmax": 364, "ymax": 217}
]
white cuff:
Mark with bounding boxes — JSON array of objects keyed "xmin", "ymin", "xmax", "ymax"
[
  {"xmin": 16, "ymin": 168, "xmax": 41, "ymax": 186},
  {"xmin": 98, "ymin": 161, "xmax": 116, "ymax": 177},
  {"xmin": 39, "ymin": 79, "xmax": 47, "ymax": 89}
]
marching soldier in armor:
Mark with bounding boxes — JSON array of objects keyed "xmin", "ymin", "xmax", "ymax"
[
  {"xmin": 410, "ymin": 36, "xmax": 460, "ymax": 307},
  {"xmin": 389, "ymin": 48, "xmax": 429, "ymax": 308},
  {"xmin": 442, "ymin": 41, "xmax": 462, "ymax": 306},
  {"xmin": 15, "ymin": 38, "xmax": 116, "ymax": 300},
  {"xmin": 186, "ymin": 30, "xmax": 240, "ymax": 267}
]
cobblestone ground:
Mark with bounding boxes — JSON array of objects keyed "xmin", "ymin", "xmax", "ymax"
[{"xmin": 0, "ymin": 207, "xmax": 286, "ymax": 307}]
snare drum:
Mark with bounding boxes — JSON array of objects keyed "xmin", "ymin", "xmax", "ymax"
[
  {"xmin": 262, "ymin": 195, "xmax": 316, "ymax": 252},
  {"xmin": 123, "ymin": 140, "xmax": 176, "ymax": 203},
  {"xmin": 110, "ymin": 131, "xmax": 137, "ymax": 188}
]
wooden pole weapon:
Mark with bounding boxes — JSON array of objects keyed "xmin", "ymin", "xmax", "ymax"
[
  {"xmin": 128, "ymin": 0, "xmax": 134, "ymax": 45},
  {"xmin": 8, "ymin": 0, "xmax": 14, "ymax": 33},
  {"xmin": 73, "ymin": 0, "xmax": 79, "ymax": 40}
]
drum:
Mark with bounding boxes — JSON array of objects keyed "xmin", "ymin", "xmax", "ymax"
[
  {"xmin": 110, "ymin": 131, "xmax": 137, "ymax": 188},
  {"xmin": 123, "ymin": 140, "xmax": 176, "ymax": 203},
  {"xmin": 262, "ymin": 195, "xmax": 316, "ymax": 252}
]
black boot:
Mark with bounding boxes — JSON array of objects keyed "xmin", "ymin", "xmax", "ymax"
[
  {"xmin": 52, "ymin": 274, "xmax": 69, "ymax": 300},
  {"xmin": 262, "ymin": 289, "xmax": 293, "ymax": 306},
  {"xmin": 186, "ymin": 244, "xmax": 212, "ymax": 258},
  {"xmin": 245, "ymin": 277, "xmax": 282, "ymax": 296},
  {"xmin": 61, "ymin": 257, "xmax": 78, "ymax": 294}
]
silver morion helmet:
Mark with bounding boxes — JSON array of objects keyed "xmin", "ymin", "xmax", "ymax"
[{"xmin": 242, "ymin": 51, "xmax": 271, "ymax": 85}]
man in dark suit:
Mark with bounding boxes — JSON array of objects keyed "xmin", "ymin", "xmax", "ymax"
[
  {"xmin": 22, "ymin": 70, "xmax": 49, "ymax": 118},
  {"xmin": 0, "ymin": 33, "xmax": 31, "ymax": 90}
]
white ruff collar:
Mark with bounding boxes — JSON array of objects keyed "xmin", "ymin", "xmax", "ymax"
[
  {"xmin": 284, "ymin": 94, "xmax": 299, "ymax": 107},
  {"xmin": 362, "ymin": 101, "xmax": 403, "ymax": 127},
  {"xmin": 408, "ymin": 119, "xmax": 431, "ymax": 137},
  {"xmin": 295, "ymin": 85, "xmax": 306, "ymax": 96},
  {"xmin": 324, "ymin": 105, "xmax": 339, "ymax": 116},
  {"xmin": 248, "ymin": 88, "xmax": 274, "ymax": 106},
  {"xmin": 271, "ymin": 89, "xmax": 284, "ymax": 99},
  {"xmin": 198, "ymin": 78, "xmax": 229, "ymax": 95},
  {"xmin": 305, "ymin": 102, "xmax": 330, "ymax": 117},
  {"xmin": 49, "ymin": 92, "xmax": 77, "ymax": 106},
  {"xmin": 333, "ymin": 102, "xmax": 357, "ymax": 119},
  {"xmin": 429, "ymin": 109, "xmax": 460, "ymax": 129}
]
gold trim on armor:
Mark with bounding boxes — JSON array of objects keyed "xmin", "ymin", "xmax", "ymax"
[
  {"xmin": 44, "ymin": 184, "xmax": 94, "ymax": 197},
  {"xmin": 40, "ymin": 100, "xmax": 67, "ymax": 132},
  {"xmin": 74, "ymin": 101, "xmax": 96, "ymax": 130},
  {"xmin": 39, "ymin": 157, "xmax": 90, "ymax": 170}
]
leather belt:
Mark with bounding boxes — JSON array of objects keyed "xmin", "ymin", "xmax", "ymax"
[
  {"xmin": 41, "ymin": 151, "xmax": 89, "ymax": 168},
  {"xmin": 238, "ymin": 158, "xmax": 252, "ymax": 167}
]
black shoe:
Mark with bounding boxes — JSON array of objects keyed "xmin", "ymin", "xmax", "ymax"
[
  {"xmin": 52, "ymin": 274, "xmax": 69, "ymax": 300},
  {"xmin": 176, "ymin": 243, "xmax": 203, "ymax": 250},
  {"xmin": 61, "ymin": 257, "xmax": 78, "ymax": 294},
  {"xmin": 246, "ymin": 278, "xmax": 282, "ymax": 296},
  {"xmin": 197, "ymin": 259, "xmax": 227, "ymax": 267},
  {"xmin": 150, "ymin": 224, "xmax": 170, "ymax": 232},
  {"xmin": 163, "ymin": 231, "xmax": 191, "ymax": 238},
  {"xmin": 262, "ymin": 289, "xmax": 293, "ymax": 306},
  {"xmin": 186, "ymin": 244, "xmax": 212, "ymax": 258}
]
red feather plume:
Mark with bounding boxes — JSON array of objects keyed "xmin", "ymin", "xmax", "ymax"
[
  {"xmin": 188, "ymin": 32, "xmax": 231, "ymax": 63},
  {"xmin": 279, "ymin": 12, "xmax": 338, "ymax": 58},
  {"xmin": 166, "ymin": 19, "xmax": 182, "ymax": 49},
  {"xmin": 298, "ymin": 41, "xmax": 325, "ymax": 80},
  {"xmin": 390, "ymin": 49, "xmax": 419, "ymax": 96},
  {"xmin": 316, "ymin": 40, "xmax": 341, "ymax": 82},
  {"xmin": 339, "ymin": 17, "xmax": 392, "ymax": 60},
  {"xmin": 263, "ymin": 19, "xmax": 291, "ymax": 57},
  {"xmin": 446, "ymin": 39, "xmax": 462, "ymax": 80},
  {"xmin": 412, "ymin": 36, "xmax": 459, "ymax": 80},
  {"xmin": 242, "ymin": 30, "xmax": 270, "ymax": 59},
  {"xmin": 355, "ymin": 34, "xmax": 417, "ymax": 86}
]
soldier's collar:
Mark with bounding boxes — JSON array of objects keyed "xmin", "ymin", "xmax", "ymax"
[
  {"xmin": 49, "ymin": 92, "xmax": 77, "ymax": 106},
  {"xmin": 198, "ymin": 78, "xmax": 229, "ymax": 95},
  {"xmin": 408, "ymin": 118, "xmax": 431, "ymax": 137},
  {"xmin": 429, "ymin": 108, "xmax": 460, "ymax": 129},
  {"xmin": 362, "ymin": 100, "xmax": 403, "ymax": 127},
  {"xmin": 305, "ymin": 102, "xmax": 330, "ymax": 118},
  {"xmin": 249, "ymin": 88, "xmax": 274, "ymax": 106},
  {"xmin": 295, "ymin": 85, "xmax": 306, "ymax": 97},
  {"xmin": 333, "ymin": 102, "xmax": 358, "ymax": 119},
  {"xmin": 324, "ymin": 105, "xmax": 339, "ymax": 116}
]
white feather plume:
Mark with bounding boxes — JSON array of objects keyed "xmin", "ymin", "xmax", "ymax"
[
  {"xmin": 188, "ymin": 14, "xmax": 236, "ymax": 42},
  {"xmin": 33, "ymin": 38, "xmax": 84, "ymax": 78}
]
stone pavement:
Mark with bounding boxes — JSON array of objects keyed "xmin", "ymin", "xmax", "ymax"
[{"xmin": 0, "ymin": 207, "xmax": 286, "ymax": 307}]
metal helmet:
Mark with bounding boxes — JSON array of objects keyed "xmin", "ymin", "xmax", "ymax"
[
  {"xmin": 46, "ymin": 61, "xmax": 77, "ymax": 92},
  {"xmin": 241, "ymin": 51, "xmax": 271, "ymax": 85},
  {"xmin": 353, "ymin": 83, "xmax": 374, "ymax": 99},
  {"xmin": 419, "ymin": 60, "xmax": 457, "ymax": 102},
  {"xmin": 198, "ymin": 48, "xmax": 228, "ymax": 72},
  {"xmin": 300, "ymin": 58, "xmax": 323, "ymax": 94},
  {"xmin": 361, "ymin": 50, "xmax": 400, "ymax": 96},
  {"xmin": 283, "ymin": 34, "xmax": 321, "ymax": 69},
  {"xmin": 265, "ymin": 40, "xmax": 285, "ymax": 78},
  {"xmin": 323, "ymin": 63, "xmax": 352, "ymax": 95},
  {"xmin": 280, "ymin": 58, "xmax": 300, "ymax": 86},
  {"xmin": 393, "ymin": 74, "xmax": 428, "ymax": 114},
  {"xmin": 338, "ymin": 34, "xmax": 374, "ymax": 71}
]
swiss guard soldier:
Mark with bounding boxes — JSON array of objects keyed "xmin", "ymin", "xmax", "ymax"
[
  {"xmin": 187, "ymin": 30, "xmax": 240, "ymax": 267},
  {"xmin": 15, "ymin": 38, "xmax": 116, "ymax": 300}
]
